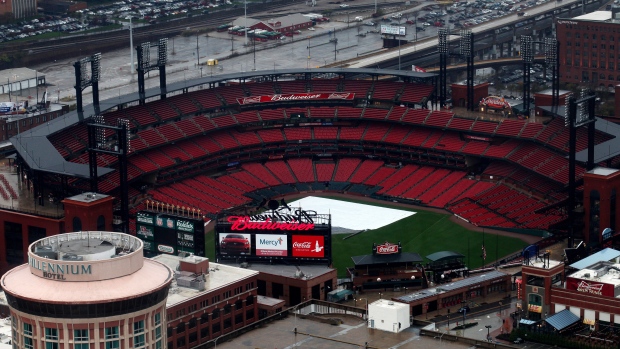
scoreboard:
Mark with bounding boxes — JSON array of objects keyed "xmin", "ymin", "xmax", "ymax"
[
  {"xmin": 136, "ymin": 211, "xmax": 205, "ymax": 257},
  {"xmin": 214, "ymin": 206, "xmax": 331, "ymax": 264}
]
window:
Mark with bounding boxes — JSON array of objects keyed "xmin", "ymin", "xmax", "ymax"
[
  {"xmin": 155, "ymin": 341, "xmax": 162, "ymax": 349},
  {"xmin": 45, "ymin": 328, "xmax": 59, "ymax": 349},
  {"xmin": 23, "ymin": 324, "xmax": 32, "ymax": 336},
  {"xmin": 200, "ymin": 327, "xmax": 209, "ymax": 339},
  {"xmin": 155, "ymin": 327, "xmax": 161, "ymax": 340},
  {"xmin": 134, "ymin": 334, "xmax": 145, "ymax": 349},
  {"xmin": 105, "ymin": 341, "xmax": 119, "ymax": 349},
  {"xmin": 134, "ymin": 321, "xmax": 144, "ymax": 334},
  {"xmin": 74, "ymin": 329, "xmax": 89, "ymax": 349},
  {"xmin": 154, "ymin": 313, "xmax": 161, "ymax": 326},
  {"xmin": 105, "ymin": 327, "xmax": 119, "ymax": 339},
  {"xmin": 24, "ymin": 338, "xmax": 33, "ymax": 349},
  {"xmin": 45, "ymin": 328, "xmax": 58, "ymax": 341}
]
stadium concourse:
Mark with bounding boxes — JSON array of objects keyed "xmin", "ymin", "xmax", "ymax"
[{"xmin": 9, "ymin": 68, "xmax": 616, "ymax": 233}]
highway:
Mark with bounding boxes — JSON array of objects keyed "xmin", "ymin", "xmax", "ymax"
[{"xmin": 343, "ymin": 0, "xmax": 599, "ymax": 68}]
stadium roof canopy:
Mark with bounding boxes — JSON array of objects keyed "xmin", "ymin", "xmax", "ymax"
[
  {"xmin": 539, "ymin": 106, "xmax": 620, "ymax": 164},
  {"xmin": 10, "ymin": 68, "xmax": 436, "ymax": 179},
  {"xmin": 569, "ymin": 248, "xmax": 620, "ymax": 270},
  {"xmin": 351, "ymin": 252, "xmax": 424, "ymax": 267},
  {"xmin": 425, "ymin": 251, "xmax": 464, "ymax": 262}
]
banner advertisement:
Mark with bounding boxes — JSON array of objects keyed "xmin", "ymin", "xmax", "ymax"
[
  {"xmin": 156, "ymin": 216, "xmax": 176, "ymax": 230},
  {"xmin": 177, "ymin": 232, "xmax": 195, "ymax": 249},
  {"xmin": 137, "ymin": 224, "xmax": 155, "ymax": 241},
  {"xmin": 237, "ymin": 92, "xmax": 354, "ymax": 105},
  {"xmin": 137, "ymin": 212, "xmax": 155, "ymax": 225},
  {"xmin": 255, "ymin": 234, "xmax": 288, "ymax": 256},
  {"xmin": 219, "ymin": 233, "xmax": 251, "ymax": 255},
  {"xmin": 157, "ymin": 244, "xmax": 175, "ymax": 254},
  {"xmin": 292, "ymin": 235, "xmax": 325, "ymax": 258},
  {"xmin": 142, "ymin": 240, "xmax": 155, "ymax": 252},
  {"xmin": 177, "ymin": 219, "xmax": 195, "ymax": 233},
  {"xmin": 566, "ymin": 277, "xmax": 615, "ymax": 297},
  {"xmin": 380, "ymin": 25, "xmax": 406, "ymax": 35}
]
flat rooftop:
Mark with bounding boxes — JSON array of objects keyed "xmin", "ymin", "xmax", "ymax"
[
  {"xmin": 219, "ymin": 260, "xmax": 334, "ymax": 280},
  {"xmin": 568, "ymin": 261, "xmax": 620, "ymax": 290},
  {"xmin": 370, "ymin": 298, "xmax": 408, "ymax": 310},
  {"xmin": 587, "ymin": 167, "xmax": 620, "ymax": 176},
  {"xmin": 525, "ymin": 259, "xmax": 563, "ymax": 269},
  {"xmin": 573, "ymin": 11, "xmax": 612, "ymax": 21},
  {"xmin": 151, "ymin": 254, "xmax": 259, "ymax": 307},
  {"xmin": 395, "ymin": 270, "xmax": 509, "ymax": 303}
]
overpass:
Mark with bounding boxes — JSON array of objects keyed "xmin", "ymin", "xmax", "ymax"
[
  {"xmin": 423, "ymin": 56, "xmax": 546, "ymax": 73},
  {"xmin": 336, "ymin": 0, "xmax": 605, "ymax": 69}
]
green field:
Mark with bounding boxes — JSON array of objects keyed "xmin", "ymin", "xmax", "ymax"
[{"xmin": 205, "ymin": 197, "xmax": 530, "ymax": 277}]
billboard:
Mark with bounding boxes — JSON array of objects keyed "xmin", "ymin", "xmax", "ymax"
[
  {"xmin": 292, "ymin": 235, "xmax": 325, "ymax": 258},
  {"xmin": 215, "ymin": 205, "xmax": 331, "ymax": 263},
  {"xmin": 135, "ymin": 212, "xmax": 205, "ymax": 257},
  {"xmin": 255, "ymin": 234, "xmax": 288, "ymax": 256},
  {"xmin": 237, "ymin": 92, "xmax": 355, "ymax": 105},
  {"xmin": 219, "ymin": 233, "xmax": 252, "ymax": 255},
  {"xmin": 380, "ymin": 25, "xmax": 406, "ymax": 36},
  {"xmin": 566, "ymin": 277, "xmax": 615, "ymax": 297}
]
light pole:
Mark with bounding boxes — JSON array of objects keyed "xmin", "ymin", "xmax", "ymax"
[
  {"xmin": 196, "ymin": 34, "xmax": 199, "ymax": 66},
  {"xmin": 356, "ymin": 298, "xmax": 368, "ymax": 319},
  {"xmin": 398, "ymin": 16, "xmax": 402, "ymax": 70},
  {"xmin": 214, "ymin": 335, "xmax": 223, "ymax": 349},
  {"xmin": 485, "ymin": 325, "xmax": 492, "ymax": 342},
  {"xmin": 307, "ymin": 36, "xmax": 311, "ymax": 69},
  {"xmin": 460, "ymin": 300, "xmax": 467, "ymax": 336}
]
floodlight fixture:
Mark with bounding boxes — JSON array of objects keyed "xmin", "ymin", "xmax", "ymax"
[{"xmin": 438, "ymin": 28, "xmax": 448, "ymax": 54}]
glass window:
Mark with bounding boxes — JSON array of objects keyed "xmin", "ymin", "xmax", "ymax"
[
  {"xmin": 74, "ymin": 344, "xmax": 89, "ymax": 349},
  {"xmin": 23, "ymin": 324, "xmax": 32, "ymax": 336},
  {"xmin": 24, "ymin": 337, "xmax": 33, "ymax": 349},
  {"xmin": 155, "ymin": 341, "xmax": 161, "ymax": 349},
  {"xmin": 134, "ymin": 334, "xmax": 145, "ymax": 348},
  {"xmin": 74, "ymin": 329, "xmax": 89, "ymax": 341},
  {"xmin": 105, "ymin": 327, "xmax": 119, "ymax": 339},
  {"xmin": 105, "ymin": 341, "xmax": 119, "ymax": 349},
  {"xmin": 154, "ymin": 313, "xmax": 161, "ymax": 326},
  {"xmin": 134, "ymin": 321, "xmax": 144, "ymax": 334},
  {"xmin": 46, "ymin": 343, "xmax": 58, "ymax": 349},
  {"xmin": 155, "ymin": 327, "xmax": 161, "ymax": 340},
  {"xmin": 45, "ymin": 328, "xmax": 58, "ymax": 340}
]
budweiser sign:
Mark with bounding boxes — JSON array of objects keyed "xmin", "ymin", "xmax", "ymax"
[
  {"xmin": 237, "ymin": 92, "xmax": 355, "ymax": 105},
  {"xmin": 228, "ymin": 216, "xmax": 315, "ymax": 231},
  {"xmin": 480, "ymin": 96, "xmax": 511, "ymax": 109},
  {"xmin": 576, "ymin": 280, "xmax": 604, "ymax": 296},
  {"xmin": 373, "ymin": 241, "xmax": 401, "ymax": 255}
]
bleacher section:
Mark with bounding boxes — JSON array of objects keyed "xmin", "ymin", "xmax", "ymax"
[{"xmin": 47, "ymin": 79, "xmax": 617, "ymax": 231}]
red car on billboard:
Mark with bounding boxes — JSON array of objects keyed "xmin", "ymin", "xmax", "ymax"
[
  {"xmin": 292, "ymin": 235, "xmax": 325, "ymax": 258},
  {"xmin": 219, "ymin": 233, "xmax": 251, "ymax": 254}
]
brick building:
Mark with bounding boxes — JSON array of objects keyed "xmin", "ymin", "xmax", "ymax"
[{"xmin": 556, "ymin": 9, "xmax": 620, "ymax": 87}]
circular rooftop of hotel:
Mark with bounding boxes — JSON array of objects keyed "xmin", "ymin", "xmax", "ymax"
[{"xmin": 1, "ymin": 232, "xmax": 173, "ymax": 305}]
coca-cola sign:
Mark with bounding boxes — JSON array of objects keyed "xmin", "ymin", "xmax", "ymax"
[
  {"xmin": 237, "ymin": 92, "xmax": 355, "ymax": 105},
  {"xmin": 373, "ymin": 241, "xmax": 401, "ymax": 255},
  {"xmin": 292, "ymin": 235, "xmax": 324, "ymax": 257}
]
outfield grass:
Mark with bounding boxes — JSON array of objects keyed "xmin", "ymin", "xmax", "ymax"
[{"xmin": 205, "ymin": 197, "xmax": 530, "ymax": 277}]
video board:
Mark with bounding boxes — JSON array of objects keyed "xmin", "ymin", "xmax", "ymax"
[
  {"xmin": 214, "ymin": 206, "xmax": 331, "ymax": 264},
  {"xmin": 136, "ymin": 211, "xmax": 205, "ymax": 258}
]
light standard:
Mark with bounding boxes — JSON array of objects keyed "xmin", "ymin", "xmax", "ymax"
[
  {"xmin": 485, "ymin": 325, "xmax": 492, "ymax": 342},
  {"xmin": 398, "ymin": 16, "xmax": 402, "ymax": 70},
  {"xmin": 213, "ymin": 335, "xmax": 223, "ymax": 349},
  {"xmin": 307, "ymin": 36, "xmax": 311, "ymax": 69},
  {"xmin": 356, "ymin": 298, "xmax": 368, "ymax": 319},
  {"xmin": 460, "ymin": 300, "xmax": 468, "ymax": 336}
]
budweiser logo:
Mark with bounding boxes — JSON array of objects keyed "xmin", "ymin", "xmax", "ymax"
[
  {"xmin": 293, "ymin": 242, "xmax": 312, "ymax": 248},
  {"xmin": 237, "ymin": 92, "xmax": 355, "ymax": 105},
  {"xmin": 576, "ymin": 281, "xmax": 604, "ymax": 295}
]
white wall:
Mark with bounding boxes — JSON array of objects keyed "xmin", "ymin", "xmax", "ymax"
[{"xmin": 367, "ymin": 300, "xmax": 410, "ymax": 333}]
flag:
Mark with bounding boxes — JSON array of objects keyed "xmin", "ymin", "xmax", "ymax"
[{"xmin": 482, "ymin": 244, "xmax": 487, "ymax": 260}]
